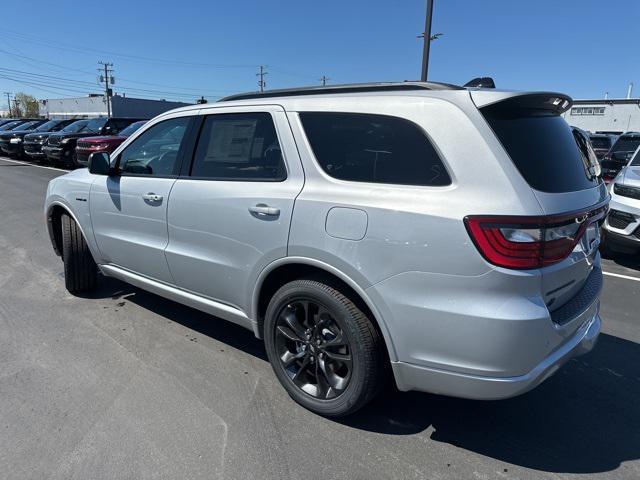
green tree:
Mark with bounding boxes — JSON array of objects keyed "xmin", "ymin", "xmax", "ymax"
[{"xmin": 14, "ymin": 92, "xmax": 40, "ymax": 117}]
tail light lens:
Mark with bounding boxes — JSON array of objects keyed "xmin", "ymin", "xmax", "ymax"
[{"xmin": 464, "ymin": 205, "xmax": 607, "ymax": 269}]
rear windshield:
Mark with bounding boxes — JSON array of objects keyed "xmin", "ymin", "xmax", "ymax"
[
  {"xmin": 482, "ymin": 106, "xmax": 598, "ymax": 192},
  {"xmin": 589, "ymin": 137, "xmax": 612, "ymax": 149},
  {"xmin": 611, "ymin": 135, "xmax": 640, "ymax": 153}
]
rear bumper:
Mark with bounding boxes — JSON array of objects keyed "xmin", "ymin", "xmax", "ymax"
[{"xmin": 392, "ymin": 306, "xmax": 600, "ymax": 399}]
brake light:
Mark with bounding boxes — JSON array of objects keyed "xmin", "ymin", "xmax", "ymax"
[{"xmin": 464, "ymin": 206, "xmax": 607, "ymax": 269}]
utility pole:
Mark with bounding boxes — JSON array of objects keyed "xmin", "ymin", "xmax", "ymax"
[
  {"xmin": 320, "ymin": 75, "xmax": 330, "ymax": 86},
  {"xmin": 257, "ymin": 65, "xmax": 268, "ymax": 92},
  {"xmin": 419, "ymin": 0, "xmax": 434, "ymax": 81},
  {"xmin": 98, "ymin": 61, "xmax": 115, "ymax": 118},
  {"xmin": 4, "ymin": 92, "xmax": 12, "ymax": 117},
  {"xmin": 12, "ymin": 98, "xmax": 20, "ymax": 117}
]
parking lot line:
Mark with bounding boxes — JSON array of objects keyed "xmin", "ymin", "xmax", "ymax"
[
  {"xmin": 603, "ymin": 271, "xmax": 640, "ymax": 282},
  {"xmin": 0, "ymin": 157, "xmax": 68, "ymax": 172}
]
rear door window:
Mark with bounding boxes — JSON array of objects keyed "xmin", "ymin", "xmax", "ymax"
[
  {"xmin": 299, "ymin": 112, "xmax": 450, "ymax": 186},
  {"xmin": 482, "ymin": 105, "xmax": 598, "ymax": 192},
  {"xmin": 190, "ymin": 113, "xmax": 286, "ymax": 181}
]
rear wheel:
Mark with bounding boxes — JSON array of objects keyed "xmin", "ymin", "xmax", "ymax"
[
  {"xmin": 264, "ymin": 279, "xmax": 384, "ymax": 417},
  {"xmin": 61, "ymin": 213, "xmax": 97, "ymax": 293}
]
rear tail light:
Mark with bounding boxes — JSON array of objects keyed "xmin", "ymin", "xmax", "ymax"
[{"xmin": 464, "ymin": 205, "xmax": 607, "ymax": 269}]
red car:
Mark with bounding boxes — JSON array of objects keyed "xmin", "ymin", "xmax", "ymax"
[{"xmin": 75, "ymin": 120, "xmax": 147, "ymax": 166}]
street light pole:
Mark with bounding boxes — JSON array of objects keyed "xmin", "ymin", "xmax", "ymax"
[{"xmin": 421, "ymin": 0, "xmax": 434, "ymax": 82}]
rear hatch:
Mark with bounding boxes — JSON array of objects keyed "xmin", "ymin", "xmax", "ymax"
[{"xmin": 473, "ymin": 91, "xmax": 608, "ymax": 322}]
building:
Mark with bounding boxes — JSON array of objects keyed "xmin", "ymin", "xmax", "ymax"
[
  {"xmin": 562, "ymin": 98, "xmax": 640, "ymax": 133},
  {"xmin": 38, "ymin": 94, "xmax": 191, "ymax": 119}
]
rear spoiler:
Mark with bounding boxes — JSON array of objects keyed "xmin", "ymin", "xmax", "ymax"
[{"xmin": 470, "ymin": 90, "xmax": 573, "ymax": 114}]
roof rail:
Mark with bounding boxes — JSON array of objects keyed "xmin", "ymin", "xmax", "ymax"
[{"xmin": 218, "ymin": 81, "xmax": 463, "ymax": 102}]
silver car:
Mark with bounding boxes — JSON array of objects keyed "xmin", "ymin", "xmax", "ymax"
[
  {"xmin": 603, "ymin": 145, "xmax": 640, "ymax": 253},
  {"xmin": 44, "ymin": 82, "xmax": 607, "ymax": 416}
]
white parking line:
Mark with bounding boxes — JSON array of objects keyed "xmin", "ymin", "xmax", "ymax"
[
  {"xmin": 603, "ymin": 271, "xmax": 640, "ymax": 282},
  {"xmin": 0, "ymin": 157, "xmax": 68, "ymax": 172}
]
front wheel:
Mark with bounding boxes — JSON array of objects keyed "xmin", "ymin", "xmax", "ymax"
[
  {"xmin": 264, "ymin": 279, "xmax": 385, "ymax": 417},
  {"xmin": 61, "ymin": 213, "xmax": 97, "ymax": 293}
]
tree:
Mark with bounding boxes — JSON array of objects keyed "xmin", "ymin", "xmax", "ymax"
[{"xmin": 14, "ymin": 92, "xmax": 40, "ymax": 117}]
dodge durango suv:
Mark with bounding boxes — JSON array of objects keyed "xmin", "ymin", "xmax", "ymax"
[{"xmin": 44, "ymin": 82, "xmax": 607, "ymax": 416}]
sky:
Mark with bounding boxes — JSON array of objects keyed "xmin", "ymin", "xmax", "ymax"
[{"xmin": 0, "ymin": 0, "xmax": 638, "ymax": 109}]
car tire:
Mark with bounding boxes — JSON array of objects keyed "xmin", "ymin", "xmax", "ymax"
[
  {"xmin": 264, "ymin": 279, "xmax": 385, "ymax": 417},
  {"xmin": 61, "ymin": 213, "xmax": 97, "ymax": 293}
]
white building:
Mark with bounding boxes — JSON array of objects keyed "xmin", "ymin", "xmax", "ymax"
[
  {"xmin": 39, "ymin": 94, "xmax": 191, "ymax": 119},
  {"xmin": 562, "ymin": 98, "xmax": 640, "ymax": 133}
]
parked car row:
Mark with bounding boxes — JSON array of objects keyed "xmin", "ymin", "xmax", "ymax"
[{"xmin": 0, "ymin": 116, "xmax": 147, "ymax": 167}]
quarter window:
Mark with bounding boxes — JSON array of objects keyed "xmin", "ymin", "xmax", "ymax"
[
  {"xmin": 190, "ymin": 113, "xmax": 286, "ymax": 181},
  {"xmin": 119, "ymin": 117, "xmax": 190, "ymax": 176},
  {"xmin": 299, "ymin": 112, "xmax": 450, "ymax": 186}
]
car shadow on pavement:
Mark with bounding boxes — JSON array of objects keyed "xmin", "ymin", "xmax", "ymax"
[
  {"xmin": 88, "ymin": 275, "xmax": 639, "ymax": 475},
  {"xmin": 343, "ymin": 333, "xmax": 640, "ymax": 474}
]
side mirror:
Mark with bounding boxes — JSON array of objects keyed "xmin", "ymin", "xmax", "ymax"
[{"xmin": 88, "ymin": 152, "xmax": 113, "ymax": 175}]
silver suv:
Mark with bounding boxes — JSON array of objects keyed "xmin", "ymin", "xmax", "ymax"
[{"xmin": 44, "ymin": 83, "xmax": 607, "ymax": 416}]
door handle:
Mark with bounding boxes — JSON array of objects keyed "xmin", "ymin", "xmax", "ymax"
[
  {"xmin": 249, "ymin": 204, "xmax": 280, "ymax": 216},
  {"xmin": 142, "ymin": 193, "xmax": 163, "ymax": 202}
]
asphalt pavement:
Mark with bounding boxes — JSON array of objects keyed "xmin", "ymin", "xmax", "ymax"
[{"xmin": 0, "ymin": 156, "xmax": 638, "ymax": 480}]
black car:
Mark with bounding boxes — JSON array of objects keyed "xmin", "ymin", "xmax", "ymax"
[
  {"xmin": 27, "ymin": 119, "xmax": 91, "ymax": 162},
  {"xmin": 601, "ymin": 132, "xmax": 640, "ymax": 182},
  {"xmin": 42, "ymin": 117, "xmax": 145, "ymax": 167},
  {"xmin": 1, "ymin": 119, "xmax": 77, "ymax": 158},
  {"xmin": 0, "ymin": 120, "xmax": 48, "ymax": 155}
]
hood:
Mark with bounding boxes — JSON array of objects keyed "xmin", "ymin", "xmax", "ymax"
[
  {"xmin": 1, "ymin": 129, "xmax": 40, "ymax": 139},
  {"xmin": 50, "ymin": 132, "xmax": 100, "ymax": 140},
  {"xmin": 80, "ymin": 135, "xmax": 126, "ymax": 144},
  {"xmin": 24, "ymin": 132, "xmax": 54, "ymax": 141},
  {"xmin": 620, "ymin": 166, "xmax": 640, "ymax": 188}
]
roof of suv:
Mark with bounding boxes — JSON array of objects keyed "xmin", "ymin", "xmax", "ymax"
[
  {"xmin": 155, "ymin": 82, "xmax": 573, "ymax": 118},
  {"xmin": 218, "ymin": 81, "xmax": 463, "ymax": 102}
]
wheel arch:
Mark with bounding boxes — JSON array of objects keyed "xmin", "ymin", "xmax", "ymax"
[
  {"xmin": 252, "ymin": 257, "xmax": 398, "ymax": 362},
  {"xmin": 46, "ymin": 201, "xmax": 89, "ymax": 258}
]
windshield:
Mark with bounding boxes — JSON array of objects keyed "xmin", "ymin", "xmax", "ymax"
[
  {"xmin": 612, "ymin": 135, "xmax": 640, "ymax": 153},
  {"xmin": 589, "ymin": 137, "xmax": 612, "ymax": 149},
  {"xmin": 631, "ymin": 147, "xmax": 640, "ymax": 166},
  {"xmin": 13, "ymin": 121, "xmax": 40, "ymax": 131},
  {"xmin": 0, "ymin": 121, "xmax": 21, "ymax": 130},
  {"xmin": 35, "ymin": 120, "xmax": 60, "ymax": 132},
  {"xmin": 119, "ymin": 121, "xmax": 146, "ymax": 137},
  {"xmin": 84, "ymin": 118, "xmax": 107, "ymax": 133},
  {"xmin": 62, "ymin": 120, "xmax": 90, "ymax": 133}
]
